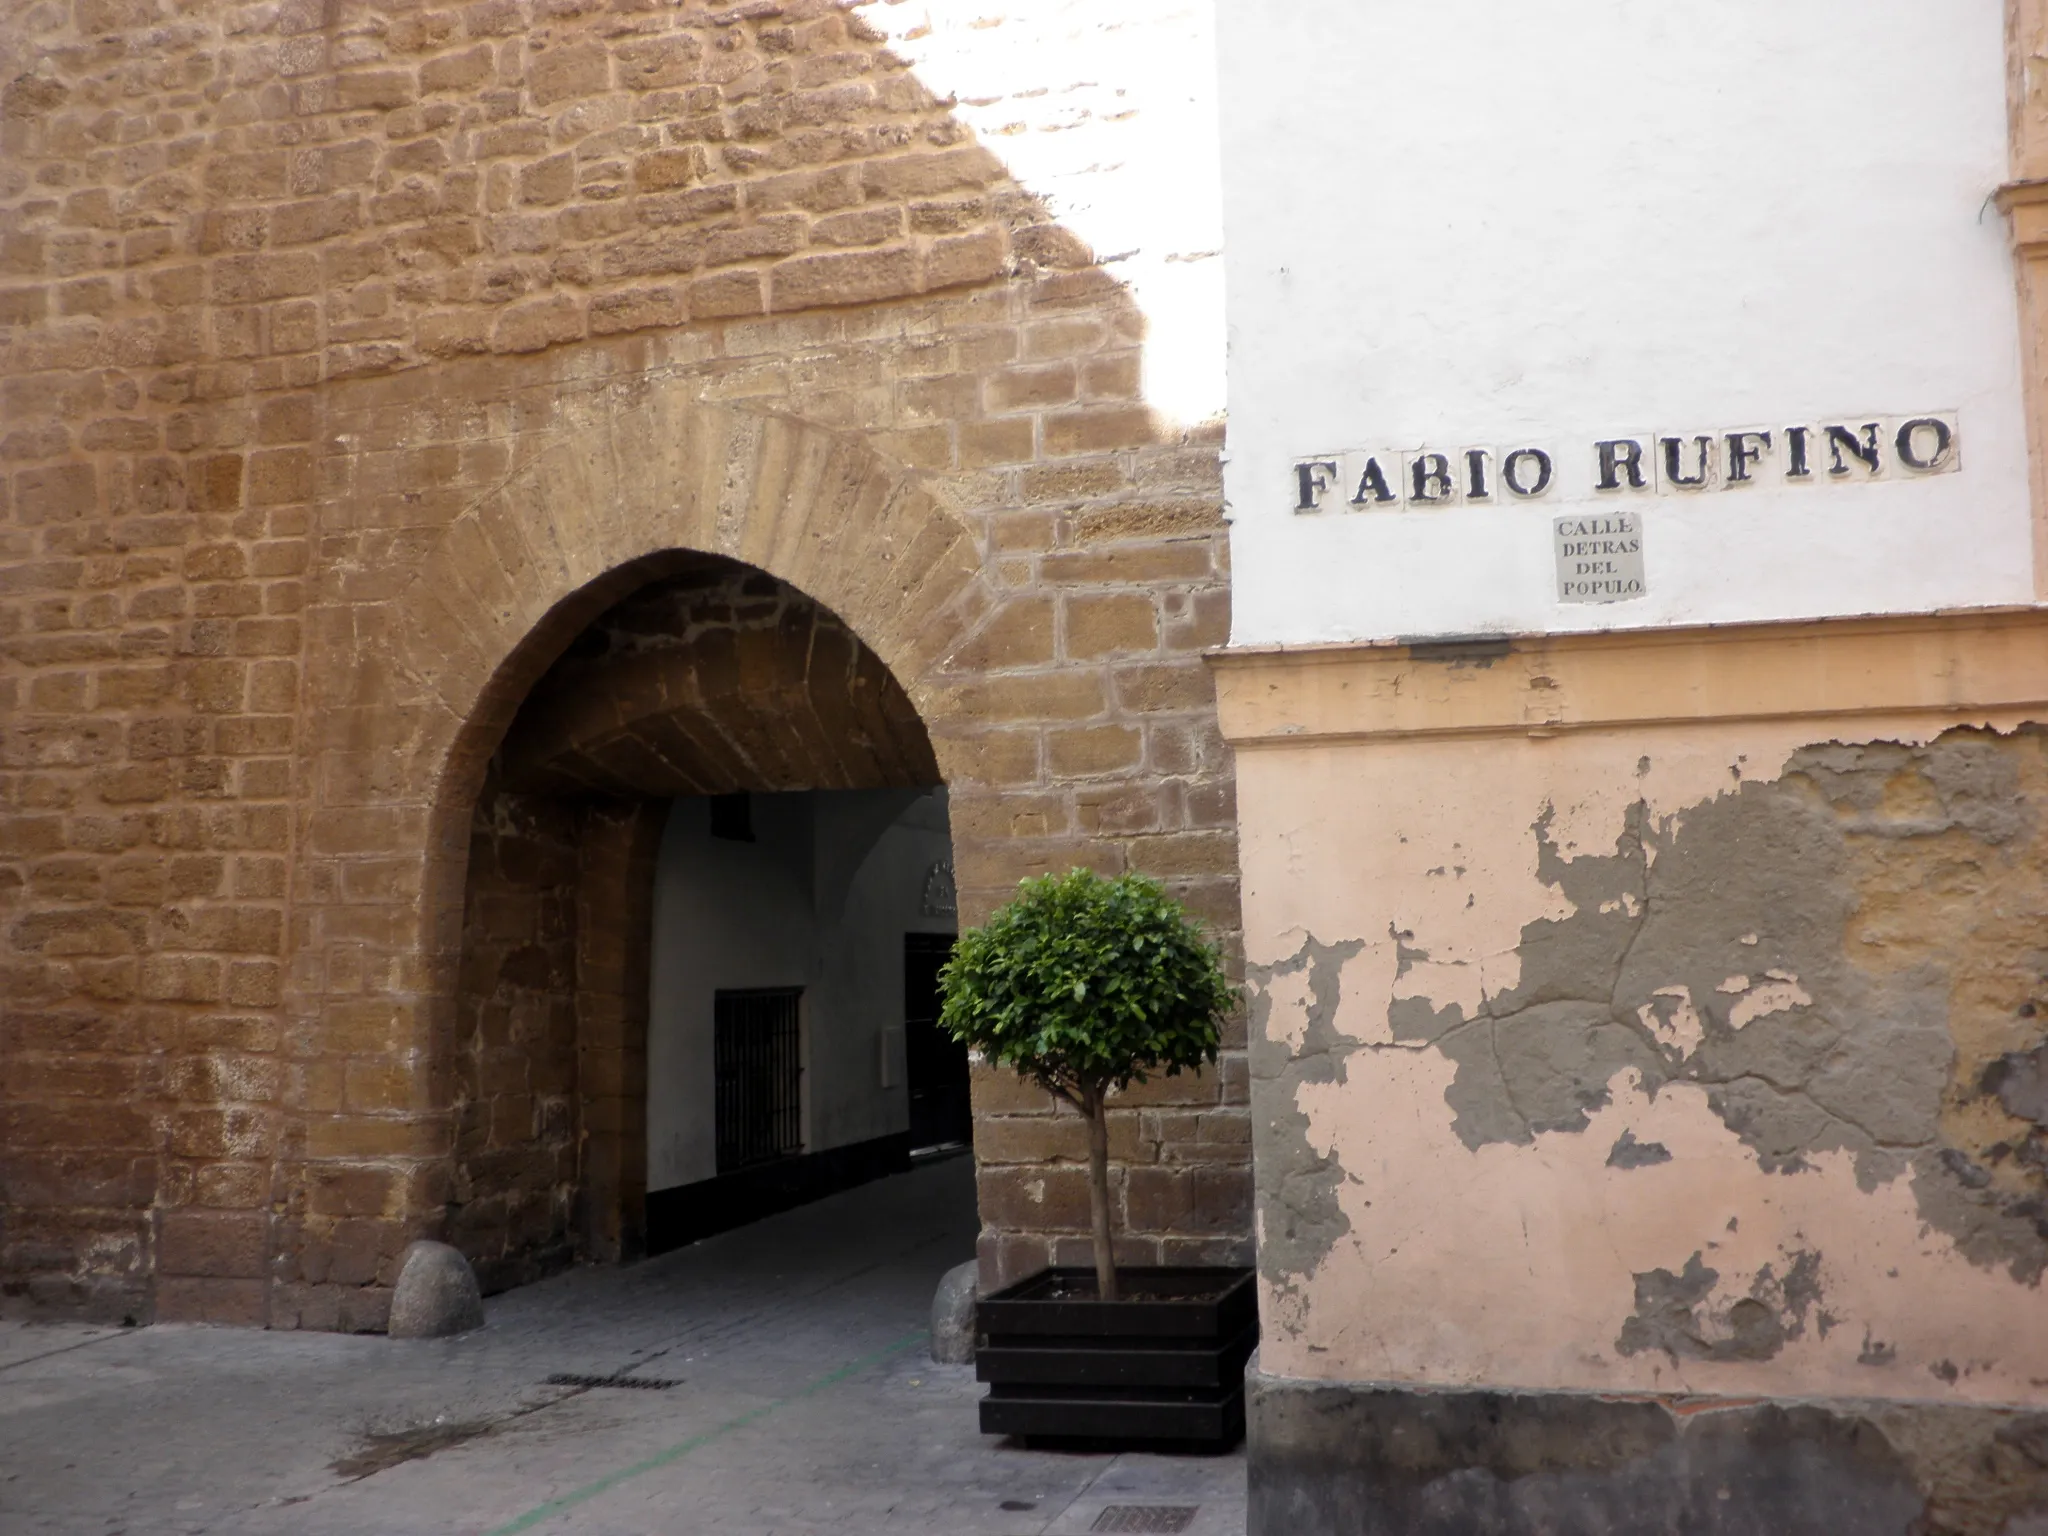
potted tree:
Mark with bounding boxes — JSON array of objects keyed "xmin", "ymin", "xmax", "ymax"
[{"xmin": 939, "ymin": 868, "xmax": 1255, "ymax": 1446}]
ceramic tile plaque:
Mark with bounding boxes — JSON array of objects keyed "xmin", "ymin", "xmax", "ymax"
[{"xmin": 1553, "ymin": 511, "xmax": 1645, "ymax": 604}]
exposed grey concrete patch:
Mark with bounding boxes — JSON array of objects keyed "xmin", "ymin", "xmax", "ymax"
[
  {"xmin": 1383, "ymin": 992, "xmax": 1464, "ymax": 1047},
  {"xmin": 1616, "ymin": 1243, "xmax": 1828, "ymax": 1365},
  {"xmin": 1607, "ymin": 1130, "xmax": 1672, "ymax": 1168},
  {"xmin": 1905, "ymin": 1153, "xmax": 2048, "ymax": 1284},
  {"xmin": 1387, "ymin": 730, "xmax": 2048, "ymax": 1283},
  {"xmin": 1791, "ymin": 735, "xmax": 2028, "ymax": 846},
  {"xmin": 1616, "ymin": 1252, "xmax": 1802, "ymax": 1364},
  {"xmin": 1985, "ymin": 1045, "xmax": 2048, "ymax": 1126},
  {"xmin": 1246, "ymin": 1365, "xmax": 2048, "ymax": 1536},
  {"xmin": 1389, "ymin": 922, "xmax": 1430, "ymax": 981},
  {"xmin": 1390, "ymin": 804, "xmax": 1664, "ymax": 1151},
  {"xmin": 1778, "ymin": 1248, "xmax": 1826, "ymax": 1330},
  {"xmin": 1245, "ymin": 935, "xmax": 1366, "ymax": 1308}
]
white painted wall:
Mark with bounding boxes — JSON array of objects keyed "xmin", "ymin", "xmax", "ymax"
[
  {"xmin": 644, "ymin": 789, "xmax": 956, "ymax": 1192},
  {"xmin": 1217, "ymin": 0, "xmax": 2032, "ymax": 645}
]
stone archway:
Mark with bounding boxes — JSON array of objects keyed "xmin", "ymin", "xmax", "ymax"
[
  {"xmin": 278, "ymin": 374, "xmax": 986, "ymax": 1328},
  {"xmin": 445, "ymin": 551, "xmax": 949, "ymax": 1290}
]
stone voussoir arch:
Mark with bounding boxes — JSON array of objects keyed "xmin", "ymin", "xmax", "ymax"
[{"xmin": 286, "ymin": 376, "xmax": 999, "ymax": 1317}]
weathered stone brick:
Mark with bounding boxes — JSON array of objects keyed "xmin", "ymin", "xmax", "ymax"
[
  {"xmin": 704, "ymin": 215, "xmax": 807, "ymax": 267},
  {"xmin": 527, "ymin": 42, "xmax": 610, "ymax": 105},
  {"xmin": 589, "ymin": 286, "xmax": 686, "ymax": 334},
  {"xmin": 958, "ymin": 417, "xmax": 1033, "ymax": 468},
  {"xmin": 334, "ymin": 71, "xmax": 418, "ymax": 111},
  {"xmin": 1044, "ymin": 404, "xmax": 1157, "ymax": 457},
  {"xmin": 926, "ymin": 228, "xmax": 1006, "ymax": 291},
  {"xmin": 1047, "ymin": 723, "xmax": 1144, "ymax": 777},
  {"xmin": 947, "ymin": 598, "xmax": 1054, "ymax": 672},
  {"xmin": 977, "ymin": 1163, "xmax": 1095, "ymax": 1230},
  {"xmin": 1081, "ymin": 351, "xmax": 1142, "ymax": 400},
  {"xmin": 1121, "ymin": 1165, "xmax": 1251, "ymax": 1236},
  {"xmin": 270, "ymin": 197, "xmax": 360, "ymax": 248},
  {"xmin": 937, "ymin": 727, "xmax": 1040, "ymax": 787},
  {"xmin": 520, "ymin": 154, "xmax": 576, "ymax": 206},
  {"xmin": 1064, "ymin": 592, "xmax": 1158, "ymax": 658},
  {"xmin": 987, "ymin": 362, "xmax": 1076, "ymax": 412},
  {"xmin": 862, "ymin": 147, "xmax": 1002, "ymax": 200},
  {"xmin": 16, "ymin": 463, "xmax": 97, "ymax": 523},
  {"xmin": 616, "ymin": 34, "xmax": 702, "ymax": 91},
  {"xmin": 212, "ymin": 255, "xmax": 322, "ymax": 305},
  {"xmin": 769, "ymin": 245, "xmax": 918, "ymax": 311},
  {"xmin": 493, "ymin": 295, "xmax": 585, "ymax": 353},
  {"xmin": 248, "ymin": 448, "xmax": 314, "ymax": 506},
  {"xmin": 634, "ymin": 147, "xmax": 707, "ymax": 193},
  {"xmin": 421, "ymin": 44, "xmax": 495, "ymax": 93},
  {"xmin": 812, "ymin": 206, "xmax": 902, "ymax": 248}
]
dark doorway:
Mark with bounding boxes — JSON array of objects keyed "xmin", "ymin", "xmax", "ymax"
[
  {"xmin": 452, "ymin": 553, "xmax": 956, "ymax": 1277},
  {"xmin": 712, "ymin": 987, "xmax": 804, "ymax": 1174},
  {"xmin": 904, "ymin": 932, "xmax": 970, "ymax": 1151}
]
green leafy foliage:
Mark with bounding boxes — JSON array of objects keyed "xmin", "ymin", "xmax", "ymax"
[{"xmin": 938, "ymin": 868, "xmax": 1235, "ymax": 1105}]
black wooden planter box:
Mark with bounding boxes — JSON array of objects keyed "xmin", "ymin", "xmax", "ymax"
[{"xmin": 975, "ymin": 1266, "xmax": 1257, "ymax": 1448}]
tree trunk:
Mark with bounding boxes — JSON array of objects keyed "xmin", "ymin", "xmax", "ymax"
[{"xmin": 1083, "ymin": 1084, "xmax": 1118, "ymax": 1301}]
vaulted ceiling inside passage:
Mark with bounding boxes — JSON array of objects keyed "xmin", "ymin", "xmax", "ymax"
[{"xmin": 496, "ymin": 555, "xmax": 940, "ymax": 799}]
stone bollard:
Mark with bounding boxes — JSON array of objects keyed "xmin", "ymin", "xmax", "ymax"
[
  {"xmin": 930, "ymin": 1259, "xmax": 979, "ymax": 1364},
  {"xmin": 387, "ymin": 1240, "xmax": 486, "ymax": 1339}
]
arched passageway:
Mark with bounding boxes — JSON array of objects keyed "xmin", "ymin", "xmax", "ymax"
[{"xmin": 444, "ymin": 553, "xmax": 968, "ymax": 1292}]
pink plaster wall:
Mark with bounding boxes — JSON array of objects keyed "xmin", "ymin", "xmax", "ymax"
[{"xmin": 1240, "ymin": 711, "xmax": 2048, "ymax": 1405}]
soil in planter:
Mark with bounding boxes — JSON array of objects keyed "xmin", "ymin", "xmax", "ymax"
[{"xmin": 1006, "ymin": 1272, "xmax": 1240, "ymax": 1304}]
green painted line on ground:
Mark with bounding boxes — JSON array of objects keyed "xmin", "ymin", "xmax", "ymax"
[{"xmin": 484, "ymin": 1327, "xmax": 930, "ymax": 1535}]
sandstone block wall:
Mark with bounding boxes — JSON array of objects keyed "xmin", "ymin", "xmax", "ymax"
[{"xmin": 0, "ymin": 0, "xmax": 1247, "ymax": 1325}]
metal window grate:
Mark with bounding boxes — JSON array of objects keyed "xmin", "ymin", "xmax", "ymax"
[
  {"xmin": 1092, "ymin": 1509, "xmax": 1199, "ymax": 1534},
  {"xmin": 714, "ymin": 988, "xmax": 803, "ymax": 1173}
]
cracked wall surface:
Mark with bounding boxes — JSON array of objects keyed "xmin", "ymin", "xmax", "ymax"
[{"xmin": 1241, "ymin": 711, "xmax": 2048, "ymax": 1404}]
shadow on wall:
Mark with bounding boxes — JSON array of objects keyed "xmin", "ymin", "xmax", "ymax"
[{"xmin": 0, "ymin": 0, "xmax": 1243, "ymax": 1329}]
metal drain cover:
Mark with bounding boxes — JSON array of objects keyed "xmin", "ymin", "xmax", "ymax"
[
  {"xmin": 543, "ymin": 1373, "xmax": 681, "ymax": 1391},
  {"xmin": 1092, "ymin": 1508, "xmax": 1199, "ymax": 1534}
]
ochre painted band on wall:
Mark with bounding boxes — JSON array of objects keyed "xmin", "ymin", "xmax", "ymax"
[{"xmin": 1211, "ymin": 606, "xmax": 2048, "ymax": 745}]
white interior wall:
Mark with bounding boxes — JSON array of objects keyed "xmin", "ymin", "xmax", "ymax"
[
  {"xmin": 644, "ymin": 788, "xmax": 955, "ymax": 1193},
  {"xmin": 1217, "ymin": 0, "xmax": 2030, "ymax": 645}
]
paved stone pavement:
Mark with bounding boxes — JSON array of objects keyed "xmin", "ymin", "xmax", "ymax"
[{"xmin": 0, "ymin": 1157, "xmax": 1246, "ymax": 1535}]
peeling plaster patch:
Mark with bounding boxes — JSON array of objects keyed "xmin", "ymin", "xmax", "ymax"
[
  {"xmin": 1390, "ymin": 802, "xmax": 1664, "ymax": 1150},
  {"xmin": 1617, "ymin": 1248, "xmax": 1826, "ymax": 1363},
  {"xmin": 1728, "ymin": 973, "xmax": 1814, "ymax": 1031},
  {"xmin": 1261, "ymin": 962, "xmax": 1317, "ymax": 1053},
  {"xmin": 1608, "ymin": 1130, "xmax": 1673, "ymax": 1168},
  {"xmin": 1638, "ymin": 986, "xmax": 1704, "ymax": 1056},
  {"xmin": 1248, "ymin": 724, "xmax": 2048, "ymax": 1397},
  {"xmin": 1247, "ymin": 933, "xmax": 1367, "ymax": 1312},
  {"xmin": 1385, "ymin": 730, "xmax": 2048, "ymax": 1283}
]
